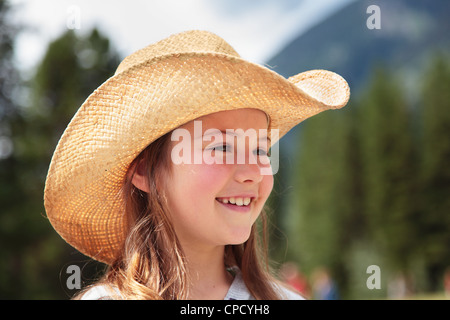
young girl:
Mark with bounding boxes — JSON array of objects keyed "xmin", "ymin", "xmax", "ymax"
[{"xmin": 44, "ymin": 30, "xmax": 350, "ymax": 300}]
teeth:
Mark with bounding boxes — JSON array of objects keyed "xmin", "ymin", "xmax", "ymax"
[{"xmin": 218, "ymin": 197, "xmax": 252, "ymax": 206}]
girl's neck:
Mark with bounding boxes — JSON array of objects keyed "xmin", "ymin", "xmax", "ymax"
[{"xmin": 184, "ymin": 244, "xmax": 234, "ymax": 300}]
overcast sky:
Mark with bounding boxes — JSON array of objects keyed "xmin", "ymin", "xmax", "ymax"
[{"xmin": 9, "ymin": 0, "xmax": 355, "ymax": 73}]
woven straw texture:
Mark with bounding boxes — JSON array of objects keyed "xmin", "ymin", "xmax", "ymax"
[{"xmin": 44, "ymin": 30, "xmax": 350, "ymax": 264}]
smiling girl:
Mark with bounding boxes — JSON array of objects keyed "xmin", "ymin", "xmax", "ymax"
[{"xmin": 44, "ymin": 30, "xmax": 350, "ymax": 300}]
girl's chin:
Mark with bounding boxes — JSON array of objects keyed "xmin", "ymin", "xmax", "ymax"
[{"xmin": 223, "ymin": 228, "xmax": 253, "ymax": 246}]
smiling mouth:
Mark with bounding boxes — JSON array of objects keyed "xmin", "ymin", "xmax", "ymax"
[{"xmin": 215, "ymin": 197, "xmax": 254, "ymax": 207}]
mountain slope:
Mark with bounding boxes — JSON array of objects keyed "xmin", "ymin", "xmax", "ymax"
[{"xmin": 268, "ymin": 0, "xmax": 450, "ymax": 96}]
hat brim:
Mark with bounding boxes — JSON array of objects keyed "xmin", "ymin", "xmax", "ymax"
[{"xmin": 44, "ymin": 52, "xmax": 349, "ymax": 264}]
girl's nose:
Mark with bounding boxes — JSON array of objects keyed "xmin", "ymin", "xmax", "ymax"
[{"xmin": 233, "ymin": 162, "xmax": 264, "ymax": 184}]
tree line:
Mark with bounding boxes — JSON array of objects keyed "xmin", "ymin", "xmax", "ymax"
[
  {"xmin": 274, "ymin": 55, "xmax": 450, "ymax": 299},
  {"xmin": 1, "ymin": 0, "xmax": 119, "ymax": 297}
]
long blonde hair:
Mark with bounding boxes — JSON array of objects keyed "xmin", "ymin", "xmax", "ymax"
[{"xmin": 78, "ymin": 132, "xmax": 280, "ymax": 299}]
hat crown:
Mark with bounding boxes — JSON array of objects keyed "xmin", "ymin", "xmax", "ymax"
[{"xmin": 115, "ymin": 30, "xmax": 240, "ymax": 75}]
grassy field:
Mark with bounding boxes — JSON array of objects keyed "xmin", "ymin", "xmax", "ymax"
[{"xmin": 398, "ymin": 292, "xmax": 448, "ymax": 300}]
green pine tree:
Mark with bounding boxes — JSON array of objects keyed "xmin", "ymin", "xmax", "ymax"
[
  {"xmin": 418, "ymin": 54, "xmax": 450, "ymax": 292},
  {"xmin": 286, "ymin": 103, "xmax": 359, "ymax": 296},
  {"xmin": 357, "ymin": 67, "xmax": 417, "ymax": 277},
  {"xmin": 0, "ymin": 0, "xmax": 30, "ymax": 299},
  {"xmin": 2, "ymin": 27, "xmax": 119, "ymax": 299}
]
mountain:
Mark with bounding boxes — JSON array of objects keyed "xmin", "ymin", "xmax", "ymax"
[
  {"xmin": 268, "ymin": 0, "xmax": 450, "ymax": 97},
  {"xmin": 267, "ymin": 0, "xmax": 450, "ymax": 159}
]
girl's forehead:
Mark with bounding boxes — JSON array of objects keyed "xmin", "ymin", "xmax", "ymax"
[{"xmin": 190, "ymin": 108, "xmax": 269, "ymax": 129}]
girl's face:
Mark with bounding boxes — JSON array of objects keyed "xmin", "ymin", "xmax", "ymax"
[{"xmin": 164, "ymin": 108, "xmax": 274, "ymax": 250}]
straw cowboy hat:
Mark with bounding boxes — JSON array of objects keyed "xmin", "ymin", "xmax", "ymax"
[{"xmin": 44, "ymin": 30, "xmax": 350, "ymax": 264}]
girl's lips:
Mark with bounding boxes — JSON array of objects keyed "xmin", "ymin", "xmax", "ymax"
[
  {"xmin": 215, "ymin": 195, "xmax": 256, "ymax": 203},
  {"xmin": 215, "ymin": 198, "xmax": 253, "ymax": 213}
]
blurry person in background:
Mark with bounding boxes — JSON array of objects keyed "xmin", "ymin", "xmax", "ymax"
[
  {"xmin": 311, "ymin": 267, "xmax": 339, "ymax": 300},
  {"xmin": 279, "ymin": 262, "xmax": 311, "ymax": 298}
]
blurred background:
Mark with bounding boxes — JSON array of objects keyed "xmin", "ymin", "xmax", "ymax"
[{"xmin": 1, "ymin": 0, "xmax": 449, "ymax": 299}]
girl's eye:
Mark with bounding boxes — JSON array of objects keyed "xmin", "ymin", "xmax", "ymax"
[
  {"xmin": 255, "ymin": 148, "xmax": 270, "ymax": 157},
  {"xmin": 210, "ymin": 144, "xmax": 231, "ymax": 152}
]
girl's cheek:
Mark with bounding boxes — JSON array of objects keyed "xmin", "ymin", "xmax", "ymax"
[
  {"xmin": 184, "ymin": 162, "xmax": 229, "ymax": 193},
  {"xmin": 261, "ymin": 174, "xmax": 274, "ymax": 201}
]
